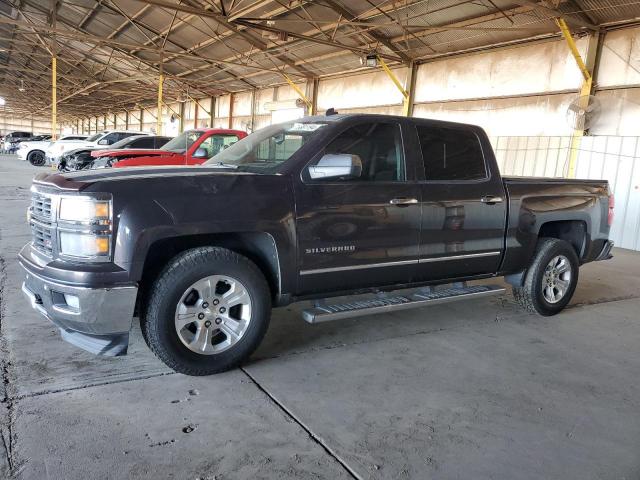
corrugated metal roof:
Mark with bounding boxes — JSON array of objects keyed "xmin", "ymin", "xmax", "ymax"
[{"xmin": 1, "ymin": 0, "xmax": 640, "ymax": 120}]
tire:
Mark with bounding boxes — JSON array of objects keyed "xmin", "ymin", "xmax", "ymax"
[
  {"xmin": 512, "ymin": 238, "xmax": 579, "ymax": 316},
  {"xmin": 142, "ymin": 247, "xmax": 272, "ymax": 375},
  {"xmin": 27, "ymin": 150, "xmax": 46, "ymax": 166}
]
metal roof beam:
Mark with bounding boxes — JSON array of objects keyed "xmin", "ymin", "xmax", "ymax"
[
  {"xmin": 320, "ymin": 0, "xmax": 412, "ymax": 62},
  {"xmin": 510, "ymin": 0, "xmax": 597, "ymax": 31},
  {"xmin": 232, "ymin": 19, "xmax": 403, "ymax": 63}
]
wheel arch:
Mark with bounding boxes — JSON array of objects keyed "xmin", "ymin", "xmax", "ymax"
[
  {"xmin": 137, "ymin": 232, "xmax": 281, "ymax": 307},
  {"xmin": 27, "ymin": 149, "xmax": 45, "ymax": 158},
  {"xmin": 505, "ymin": 220, "xmax": 588, "ymax": 288},
  {"xmin": 537, "ymin": 220, "xmax": 588, "ymax": 259}
]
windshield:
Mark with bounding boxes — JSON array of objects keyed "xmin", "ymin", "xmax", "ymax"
[
  {"xmin": 110, "ymin": 136, "xmax": 144, "ymax": 149},
  {"xmin": 84, "ymin": 133, "xmax": 102, "ymax": 142},
  {"xmin": 161, "ymin": 130, "xmax": 203, "ymax": 153},
  {"xmin": 203, "ymin": 121, "xmax": 327, "ymax": 172}
]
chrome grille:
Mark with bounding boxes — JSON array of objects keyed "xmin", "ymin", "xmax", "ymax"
[
  {"xmin": 30, "ymin": 219, "xmax": 54, "ymax": 256},
  {"xmin": 29, "ymin": 190, "xmax": 55, "ymax": 257},
  {"xmin": 31, "ymin": 192, "xmax": 52, "ymax": 220}
]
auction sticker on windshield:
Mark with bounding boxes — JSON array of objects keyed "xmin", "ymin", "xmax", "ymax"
[{"xmin": 288, "ymin": 123, "xmax": 326, "ymax": 132}]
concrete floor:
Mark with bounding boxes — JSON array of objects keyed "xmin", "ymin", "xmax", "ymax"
[{"xmin": 1, "ymin": 155, "xmax": 639, "ymax": 479}]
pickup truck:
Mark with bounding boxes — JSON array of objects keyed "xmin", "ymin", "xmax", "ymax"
[
  {"xmin": 19, "ymin": 114, "xmax": 614, "ymax": 376},
  {"xmin": 92, "ymin": 128, "xmax": 247, "ymax": 168}
]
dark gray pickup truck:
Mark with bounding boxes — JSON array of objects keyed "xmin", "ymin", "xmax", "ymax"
[{"xmin": 19, "ymin": 113, "xmax": 614, "ymax": 375}]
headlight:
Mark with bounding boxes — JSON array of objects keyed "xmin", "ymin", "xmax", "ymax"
[
  {"xmin": 58, "ymin": 196, "xmax": 111, "ymax": 223},
  {"xmin": 59, "ymin": 231, "xmax": 110, "ymax": 258}
]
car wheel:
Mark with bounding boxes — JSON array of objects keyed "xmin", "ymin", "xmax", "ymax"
[
  {"xmin": 142, "ymin": 247, "xmax": 272, "ymax": 375},
  {"xmin": 27, "ymin": 150, "xmax": 46, "ymax": 166},
  {"xmin": 512, "ymin": 238, "xmax": 579, "ymax": 316}
]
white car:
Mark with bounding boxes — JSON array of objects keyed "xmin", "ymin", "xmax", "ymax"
[
  {"xmin": 18, "ymin": 135, "xmax": 87, "ymax": 166},
  {"xmin": 45, "ymin": 130, "xmax": 146, "ymax": 165}
]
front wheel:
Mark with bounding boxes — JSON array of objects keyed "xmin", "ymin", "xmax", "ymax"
[
  {"xmin": 512, "ymin": 238, "xmax": 579, "ymax": 316},
  {"xmin": 27, "ymin": 150, "xmax": 46, "ymax": 166},
  {"xmin": 142, "ymin": 247, "xmax": 272, "ymax": 375}
]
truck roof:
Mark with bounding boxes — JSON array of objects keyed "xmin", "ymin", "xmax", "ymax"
[
  {"xmin": 189, "ymin": 127, "xmax": 246, "ymax": 134},
  {"xmin": 298, "ymin": 112, "xmax": 481, "ymax": 130}
]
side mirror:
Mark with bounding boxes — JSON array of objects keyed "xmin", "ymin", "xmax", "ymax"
[
  {"xmin": 193, "ymin": 147, "xmax": 208, "ymax": 159},
  {"xmin": 97, "ymin": 139, "xmax": 109, "ymax": 145},
  {"xmin": 308, "ymin": 154, "xmax": 362, "ymax": 180}
]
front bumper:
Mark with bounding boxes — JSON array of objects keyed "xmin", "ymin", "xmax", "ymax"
[
  {"xmin": 595, "ymin": 240, "xmax": 614, "ymax": 261},
  {"xmin": 17, "ymin": 149, "xmax": 28, "ymax": 160},
  {"xmin": 20, "ymin": 259, "xmax": 137, "ymax": 356}
]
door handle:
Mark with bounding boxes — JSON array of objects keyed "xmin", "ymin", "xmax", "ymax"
[
  {"xmin": 389, "ymin": 197, "xmax": 418, "ymax": 206},
  {"xmin": 480, "ymin": 195, "xmax": 503, "ymax": 205}
]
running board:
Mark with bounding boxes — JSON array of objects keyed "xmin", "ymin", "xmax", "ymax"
[{"xmin": 302, "ymin": 284, "xmax": 505, "ymax": 324}]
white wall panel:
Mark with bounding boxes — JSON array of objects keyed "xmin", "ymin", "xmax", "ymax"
[
  {"xmin": 414, "ymin": 93, "xmax": 576, "ymax": 137},
  {"xmin": 591, "ymin": 88, "xmax": 640, "ymax": 136},
  {"xmin": 597, "ymin": 26, "xmax": 640, "ymax": 88},
  {"xmin": 233, "ymin": 91, "xmax": 253, "ymax": 117},
  {"xmin": 414, "ymin": 39, "xmax": 586, "ymax": 103},
  {"xmin": 317, "ymin": 68, "xmax": 407, "ymax": 111},
  {"xmin": 216, "ymin": 95, "xmax": 230, "ymax": 118},
  {"xmin": 255, "ymin": 88, "xmax": 275, "ymax": 115}
]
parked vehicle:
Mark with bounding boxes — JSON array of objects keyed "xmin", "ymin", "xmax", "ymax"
[
  {"xmin": 58, "ymin": 135, "xmax": 172, "ymax": 171},
  {"xmin": 19, "ymin": 114, "xmax": 614, "ymax": 376},
  {"xmin": 2, "ymin": 131, "xmax": 32, "ymax": 153},
  {"xmin": 97, "ymin": 128, "xmax": 246, "ymax": 168},
  {"xmin": 45, "ymin": 130, "xmax": 146, "ymax": 165},
  {"xmin": 19, "ymin": 135, "xmax": 86, "ymax": 166},
  {"xmin": 27, "ymin": 135, "xmax": 52, "ymax": 142}
]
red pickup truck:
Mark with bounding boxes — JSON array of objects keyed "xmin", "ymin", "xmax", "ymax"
[{"xmin": 91, "ymin": 128, "xmax": 247, "ymax": 168}]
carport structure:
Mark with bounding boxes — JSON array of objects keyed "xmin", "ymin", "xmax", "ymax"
[
  {"xmin": 0, "ymin": 0, "xmax": 630, "ymax": 124},
  {"xmin": 3, "ymin": 2, "xmax": 640, "ymax": 480}
]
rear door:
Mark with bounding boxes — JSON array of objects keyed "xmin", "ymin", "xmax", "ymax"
[
  {"xmin": 294, "ymin": 119, "xmax": 422, "ymax": 295},
  {"xmin": 412, "ymin": 122, "xmax": 506, "ymax": 281}
]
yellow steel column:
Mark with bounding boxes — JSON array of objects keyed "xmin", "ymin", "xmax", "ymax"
[
  {"xmin": 179, "ymin": 101, "xmax": 185, "ymax": 133},
  {"xmin": 282, "ymin": 73, "xmax": 312, "ymax": 112},
  {"xmin": 209, "ymin": 97, "xmax": 215, "ymax": 127},
  {"xmin": 51, "ymin": 58, "xmax": 57, "ymax": 142},
  {"xmin": 51, "ymin": 0, "xmax": 57, "ymax": 145},
  {"xmin": 556, "ymin": 18, "xmax": 593, "ymax": 178},
  {"xmin": 157, "ymin": 53, "xmax": 164, "ymax": 135},
  {"xmin": 377, "ymin": 56, "xmax": 410, "ymax": 116}
]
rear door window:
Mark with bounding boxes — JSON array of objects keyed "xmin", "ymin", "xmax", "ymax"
[
  {"xmin": 416, "ymin": 125, "xmax": 486, "ymax": 181},
  {"xmin": 130, "ymin": 137, "xmax": 155, "ymax": 148}
]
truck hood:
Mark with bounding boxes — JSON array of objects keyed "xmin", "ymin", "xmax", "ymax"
[
  {"xmin": 91, "ymin": 148, "xmax": 172, "ymax": 158},
  {"xmin": 20, "ymin": 140, "xmax": 52, "ymax": 149},
  {"xmin": 46, "ymin": 140, "xmax": 100, "ymax": 156},
  {"xmin": 33, "ymin": 165, "xmax": 258, "ymax": 190}
]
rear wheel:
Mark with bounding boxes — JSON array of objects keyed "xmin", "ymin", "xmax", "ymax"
[
  {"xmin": 512, "ymin": 238, "xmax": 579, "ymax": 316},
  {"xmin": 142, "ymin": 247, "xmax": 271, "ymax": 375},
  {"xmin": 27, "ymin": 150, "xmax": 46, "ymax": 166}
]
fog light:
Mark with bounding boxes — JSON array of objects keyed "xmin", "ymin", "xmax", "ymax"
[{"xmin": 63, "ymin": 294, "xmax": 80, "ymax": 310}]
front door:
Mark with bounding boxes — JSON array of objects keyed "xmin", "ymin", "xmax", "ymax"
[
  {"xmin": 294, "ymin": 120, "xmax": 421, "ymax": 295},
  {"xmin": 412, "ymin": 122, "xmax": 507, "ymax": 281}
]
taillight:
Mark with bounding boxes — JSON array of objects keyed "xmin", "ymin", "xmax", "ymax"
[{"xmin": 608, "ymin": 193, "xmax": 615, "ymax": 226}]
